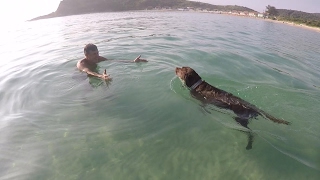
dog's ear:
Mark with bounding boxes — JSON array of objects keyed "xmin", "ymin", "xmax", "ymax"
[{"xmin": 185, "ymin": 74, "xmax": 195, "ymax": 87}]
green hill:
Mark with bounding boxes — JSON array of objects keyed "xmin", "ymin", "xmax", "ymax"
[
  {"xmin": 276, "ymin": 9, "xmax": 320, "ymax": 27},
  {"xmin": 30, "ymin": 0, "xmax": 256, "ymax": 21}
]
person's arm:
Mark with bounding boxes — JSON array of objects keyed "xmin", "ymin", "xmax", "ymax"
[
  {"xmin": 84, "ymin": 68, "xmax": 110, "ymax": 80},
  {"xmin": 133, "ymin": 55, "xmax": 148, "ymax": 62},
  {"xmin": 97, "ymin": 56, "xmax": 108, "ymax": 62},
  {"xmin": 77, "ymin": 61, "xmax": 111, "ymax": 80},
  {"xmin": 111, "ymin": 55, "xmax": 148, "ymax": 63}
]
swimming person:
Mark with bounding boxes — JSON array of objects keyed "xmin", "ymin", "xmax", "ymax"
[{"xmin": 77, "ymin": 43, "xmax": 148, "ymax": 80}]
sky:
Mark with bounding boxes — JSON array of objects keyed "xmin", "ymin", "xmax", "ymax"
[
  {"xmin": 1, "ymin": 0, "xmax": 319, "ymax": 24},
  {"xmin": 1, "ymin": 0, "xmax": 61, "ymax": 23}
]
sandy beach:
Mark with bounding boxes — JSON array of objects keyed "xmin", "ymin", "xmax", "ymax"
[
  {"xmin": 262, "ymin": 18, "xmax": 320, "ymax": 33},
  {"xmin": 143, "ymin": 10, "xmax": 320, "ymax": 33},
  {"xmin": 216, "ymin": 12, "xmax": 320, "ymax": 33}
]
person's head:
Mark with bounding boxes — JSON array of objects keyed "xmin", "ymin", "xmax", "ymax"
[{"xmin": 84, "ymin": 43, "xmax": 99, "ymax": 61}]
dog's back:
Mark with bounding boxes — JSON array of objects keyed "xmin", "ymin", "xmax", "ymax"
[{"xmin": 176, "ymin": 66, "xmax": 290, "ymax": 126}]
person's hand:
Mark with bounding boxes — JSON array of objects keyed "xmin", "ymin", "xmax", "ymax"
[
  {"xmin": 99, "ymin": 69, "xmax": 112, "ymax": 80},
  {"xmin": 133, "ymin": 55, "xmax": 148, "ymax": 62}
]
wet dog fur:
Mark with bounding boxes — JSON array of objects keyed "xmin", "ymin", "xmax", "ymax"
[{"xmin": 175, "ymin": 67, "xmax": 290, "ymax": 149}]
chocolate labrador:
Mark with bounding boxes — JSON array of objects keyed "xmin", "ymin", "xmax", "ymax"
[{"xmin": 175, "ymin": 67, "xmax": 290, "ymax": 149}]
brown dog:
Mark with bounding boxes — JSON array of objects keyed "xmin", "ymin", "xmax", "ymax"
[{"xmin": 175, "ymin": 67, "xmax": 290, "ymax": 149}]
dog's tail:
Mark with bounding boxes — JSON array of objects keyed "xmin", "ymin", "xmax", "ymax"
[{"xmin": 257, "ymin": 109, "xmax": 291, "ymax": 125}]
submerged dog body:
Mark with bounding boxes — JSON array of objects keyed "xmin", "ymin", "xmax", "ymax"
[{"xmin": 175, "ymin": 67, "xmax": 290, "ymax": 128}]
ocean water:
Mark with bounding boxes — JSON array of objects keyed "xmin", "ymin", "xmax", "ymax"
[{"xmin": 1, "ymin": 11, "xmax": 320, "ymax": 179}]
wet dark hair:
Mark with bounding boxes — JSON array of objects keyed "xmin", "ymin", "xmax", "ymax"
[{"xmin": 84, "ymin": 43, "xmax": 98, "ymax": 55}]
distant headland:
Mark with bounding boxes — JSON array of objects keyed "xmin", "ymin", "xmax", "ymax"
[
  {"xmin": 30, "ymin": 0, "xmax": 320, "ymax": 30},
  {"xmin": 30, "ymin": 0, "xmax": 256, "ymax": 21}
]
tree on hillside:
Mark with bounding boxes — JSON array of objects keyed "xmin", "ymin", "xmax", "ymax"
[{"xmin": 266, "ymin": 5, "xmax": 278, "ymax": 17}]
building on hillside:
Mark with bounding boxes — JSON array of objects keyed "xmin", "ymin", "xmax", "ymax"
[
  {"xmin": 232, "ymin": 11, "xmax": 239, "ymax": 15},
  {"xmin": 249, "ymin": 12, "xmax": 256, "ymax": 17}
]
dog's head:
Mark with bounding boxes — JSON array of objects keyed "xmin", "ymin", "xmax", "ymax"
[{"xmin": 175, "ymin": 67, "xmax": 202, "ymax": 88}]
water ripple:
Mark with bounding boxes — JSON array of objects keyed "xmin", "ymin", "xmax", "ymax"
[{"xmin": 1, "ymin": 11, "xmax": 320, "ymax": 179}]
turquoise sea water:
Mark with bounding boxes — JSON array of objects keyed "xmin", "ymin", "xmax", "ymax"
[{"xmin": 1, "ymin": 11, "xmax": 320, "ymax": 179}]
